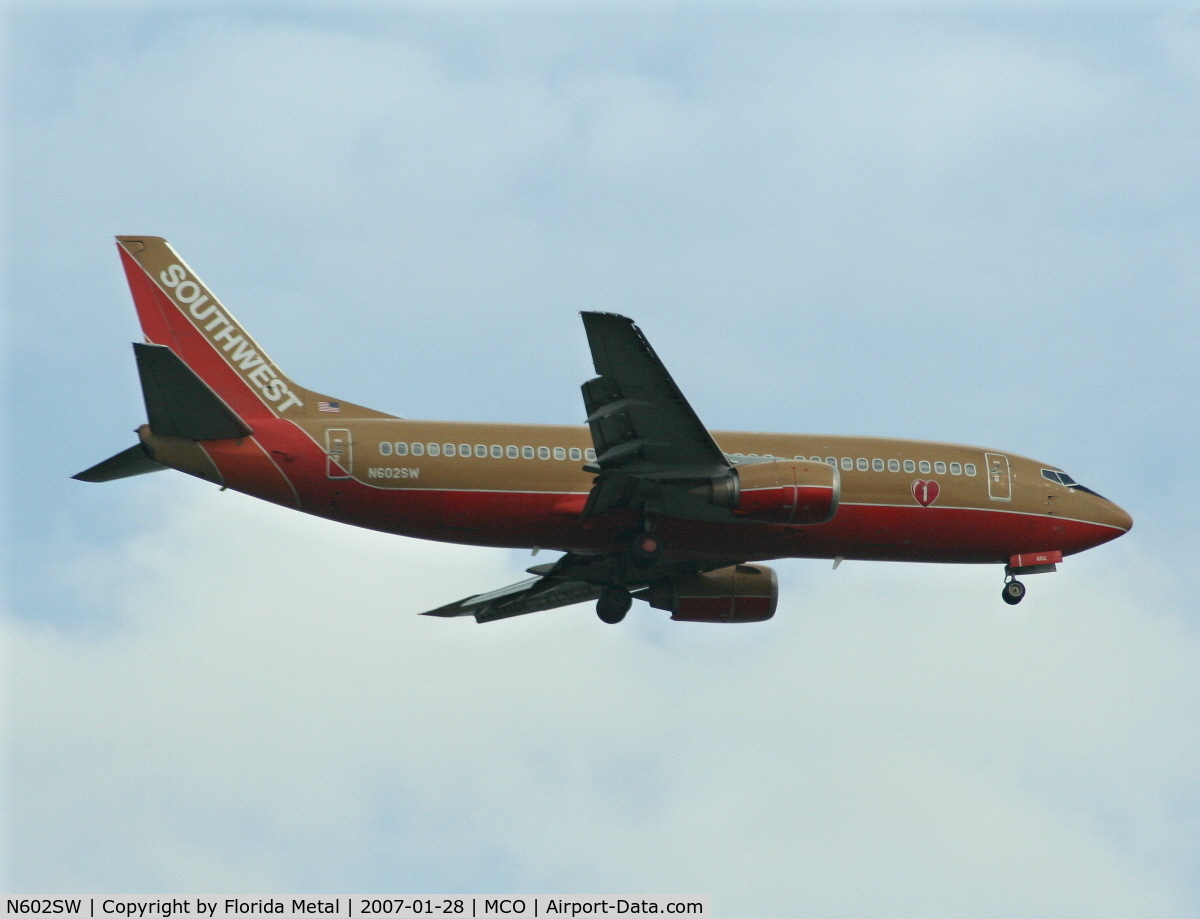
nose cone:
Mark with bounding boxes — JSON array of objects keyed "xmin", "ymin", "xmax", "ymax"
[
  {"xmin": 1093, "ymin": 496, "xmax": 1133, "ymax": 536},
  {"xmin": 1107, "ymin": 500, "xmax": 1133, "ymax": 534}
]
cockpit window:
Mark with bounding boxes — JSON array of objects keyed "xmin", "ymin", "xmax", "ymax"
[
  {"xmin": 1041, "ymin": 468, "xmax": 1103, "ymax": 497},
  {"xmin": 1042, "ymin": 469, "xmax": 1077, "ymax": 485}
]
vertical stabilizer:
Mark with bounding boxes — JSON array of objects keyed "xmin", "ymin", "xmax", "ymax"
[{"xmin": 115, "ymin": 237, "xmax": 390, "ymax": 422}]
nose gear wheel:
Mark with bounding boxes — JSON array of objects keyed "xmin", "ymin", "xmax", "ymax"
[{"xmin": 1002, "ymin": 578, "xmax": 1026, "ymax": 606}]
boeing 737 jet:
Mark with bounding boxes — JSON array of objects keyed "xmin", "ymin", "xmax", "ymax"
[{"xmin": 76, "ymin": 237, "xmax": 1132, "ymax": 624}]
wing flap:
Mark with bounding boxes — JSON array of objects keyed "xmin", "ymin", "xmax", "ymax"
[{"xmin": 420, "ymin": 576, "xmax": 604, "ymax": 623}]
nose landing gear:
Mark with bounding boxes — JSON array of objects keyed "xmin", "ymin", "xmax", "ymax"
[
  {"xmin": 1002, "ymin": 577, "xmax": 1026, "ymax": 605},
  {"xmin": 1001, "ymin": 553, "xmax": 1060, "ymax": 605}
]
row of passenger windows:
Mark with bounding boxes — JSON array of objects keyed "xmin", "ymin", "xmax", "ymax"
[
  {"xmin": 377, "ymin": 441, "xmax": 976, "ymax": 477},
  {"xmin": 732, "ymin": 453, "xmax": 977, "ymax": 476},
  {"xmin": 380, "ymin": 442, "xmax": 597, "ymax": 462}
]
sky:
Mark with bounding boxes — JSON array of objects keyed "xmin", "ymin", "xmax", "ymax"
[{"xmin": 4, "ymin": 1, "xmax": 1200, "ymax": 914}]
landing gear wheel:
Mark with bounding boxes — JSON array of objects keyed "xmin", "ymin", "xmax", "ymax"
[
  {"xmin": 1002, "ymin": 580, "xmax": 1026, "ymax": 606},
  {"xmin": 628, "ymin": 531, "xmax": 663, "ymax": 567},
  {"xmin": 596, "ymin": 588, "xmax": 632, "ymax": 624}
]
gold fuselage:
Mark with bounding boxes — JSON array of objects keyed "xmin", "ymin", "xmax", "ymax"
[{"xmin": 145, "ymin": 417, "xmax": 1131, "ymax": 566}]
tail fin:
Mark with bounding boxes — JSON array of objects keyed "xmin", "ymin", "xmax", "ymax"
[{"xmin": 115, "ymin": 237, "xmax": 389, "ymax": 422}]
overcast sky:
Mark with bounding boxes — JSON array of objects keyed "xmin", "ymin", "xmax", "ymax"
[{"xmin": 5, "ymin": 2, "xmax": 1200, "ymax": 914}]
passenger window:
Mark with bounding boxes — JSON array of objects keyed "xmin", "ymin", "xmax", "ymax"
[
  {"xmin": 443, "ymin": 444, "xmax": 455, "ymax": 457},
  {"xmin": 428, "ymin": 443, "xmax": 440, "ymax": 457},
  {"xmin": 490, "ymin": 445, "xmax": 502, "ymax": 458},
  {"xmin": 919, "ymin": 461, "xmax": 931, "ymax": 473},
  {"xmin": 554, "ymin": 447, "xmax": 566, "ymax": 460},
  {"xmin": 888, "ymin": 459, "xmax": 899, "ymax": 472},
  {"xmin": 380, "ymin": 442, "xmax": 393, "ymax": 456},
  {"xmin": 950, "ymin": 463, "xmax": 962, "ymax": 475},
  {"xmin": 411, "ymin": 443, "xmax": 424, "ymax": 457},
  {"xmin": 585, "ymin": 448, "xmax": 597, "ymax": 462},
  {"xmin": 903, "ymin": 460, "xmax": 915, "ymax": 473},
  {"xmin": 872, "ymin": 459, "xmax": 884, "ymax": 472},
  {"xmin": 396, "ymin": 442, "xmax": 409, "ymax": 456},
  {"xmin": 827, "ymin": 457, "xmax": 838, "ymax": 467},
  {"xmin": 569, "ymin": 447, "xmax": 582, "ymax": 461},
  {"xmin": 934, "ymin": 461, "xmax": 946, "ymax": 474},
  {"xmin": 538, "ymin": 446, "xmax": 550, "ymax": 460},
  {"xmin": 841, "ymin": 458, "xmax": 853, "ymax": 470},
  {"xmin": 857, "ymin": 458, "xmax": 869, "ymax": 471},
  {"xmin": 965, "ymin": 463, "xmax": 977, "ymax": 476},
  {"xmin": 807, "ymin": 456, "xmax": 820, "ymax": 463},
  {"xmin": 522, "ymin": 446, "xmax": 534, "ymax": 459},
  {"xmin": 460, "ymin": 444, "xmax": 471, "ymax": 457},
  {"xmin": 507, "ymin": 446, "xmax": 519, "ymax": 459}
]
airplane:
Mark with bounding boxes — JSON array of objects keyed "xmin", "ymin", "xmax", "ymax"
[{"xmin": 76, "ymin": 237, "xmax": 1133, "ymax": 624}]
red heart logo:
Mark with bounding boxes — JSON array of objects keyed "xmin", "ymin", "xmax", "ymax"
[{"xmin": 912, "ymin": 479, "xmax": 940, "ymax": 507}]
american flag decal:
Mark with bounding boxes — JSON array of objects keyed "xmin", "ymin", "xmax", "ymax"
[{"xmin": 318, "ymin": 401, "xmax": 340, "ymax": 413}]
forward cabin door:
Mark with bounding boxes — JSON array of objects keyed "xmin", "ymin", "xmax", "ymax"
[
  {"xmin": 325, "ymin": 428, "xmax": 352, "ymax": 480},
  {"xmin": 984, "ymin": 452, "xmax": 1011, "ymax": 501}
]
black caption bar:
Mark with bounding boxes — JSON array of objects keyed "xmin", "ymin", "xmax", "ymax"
[{"xmin": 4, "ymin": 898, "xmax": 710, "ymax": 919}]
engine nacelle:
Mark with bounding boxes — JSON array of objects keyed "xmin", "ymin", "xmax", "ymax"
[
  {"xmin": 701, "ymin": 459, "xmax": 840, "ymax": 525},
  {"xmin": 646, "ymin": 564, "xmax": 778, "ymax": 623}
]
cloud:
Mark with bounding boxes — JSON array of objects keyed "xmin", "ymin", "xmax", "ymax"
[
  {"xmin": 10, "ymin": 8, "xmax": 1198, "ymax": 459},
  {"xmin": 8, "ymin": 5, "xmax": 1200, "ymax": 911},
  {"xmin": 10, "ymin": 477, "xmax": 1198, "ymax": 913}
]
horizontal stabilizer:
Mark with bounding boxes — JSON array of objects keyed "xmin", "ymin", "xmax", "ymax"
[
  {"xmin": 73, "ymin": 443, "xmax": 166, "ymax": 482},
  {"xmin": 134, "ymin": 342, "xmax": 253, "ymax": 440}
]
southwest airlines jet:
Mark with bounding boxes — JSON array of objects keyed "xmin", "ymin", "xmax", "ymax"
[{"xmin": 76, "ymin": 237, "xmax": 1132, "ymax": 624}]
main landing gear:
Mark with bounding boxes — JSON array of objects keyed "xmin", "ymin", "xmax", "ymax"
[
  {"xmin": 600, "ymin": 517, "xmax": 664, "ymax": 622},
  {"xmin": 597, "ymin": 587, "xmax": 633, "ymax": 624}
]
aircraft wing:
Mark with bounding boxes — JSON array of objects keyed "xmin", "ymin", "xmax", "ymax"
[
  {"xmin": 580, "ymin": 312, "xmax": 732, "ymax": 517},
  {"xmin": 581, "ymin": 312, "xmax": 729, "ymax": 473},
  {"xmin": 420, "ymin": 575, "xmax": 605, "ymax": 623}
]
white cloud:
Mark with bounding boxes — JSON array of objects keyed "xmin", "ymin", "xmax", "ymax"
[
  {"xmin": 10, "ymin": 477, "xmax": 1198, "ymax": 913},
  {"xmin": 9, "ymin": 5, "xmax": 1200, "ymax": 910}
]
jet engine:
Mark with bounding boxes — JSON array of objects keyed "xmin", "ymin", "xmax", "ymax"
[
  {"xmin": 697, "ymin": 459, "xmax": 840, "ymax": 525},
  {"xmin": 645, "ymin": 564, "xmax": 778, "ymax": 623}
]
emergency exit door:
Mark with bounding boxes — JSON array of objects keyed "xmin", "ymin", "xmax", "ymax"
[
  {"xmin": 325, "ymin": 428, "xmax": 352, "ymax": 479},
  {"xmin": 984, "ymin": 452, "xmax": 1011, "ymax": 501}
]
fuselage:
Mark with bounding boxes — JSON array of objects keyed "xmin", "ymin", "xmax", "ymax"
[{"xmin": 142, "ymin": 416, "xmax": 1132, "ymax": 567}]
